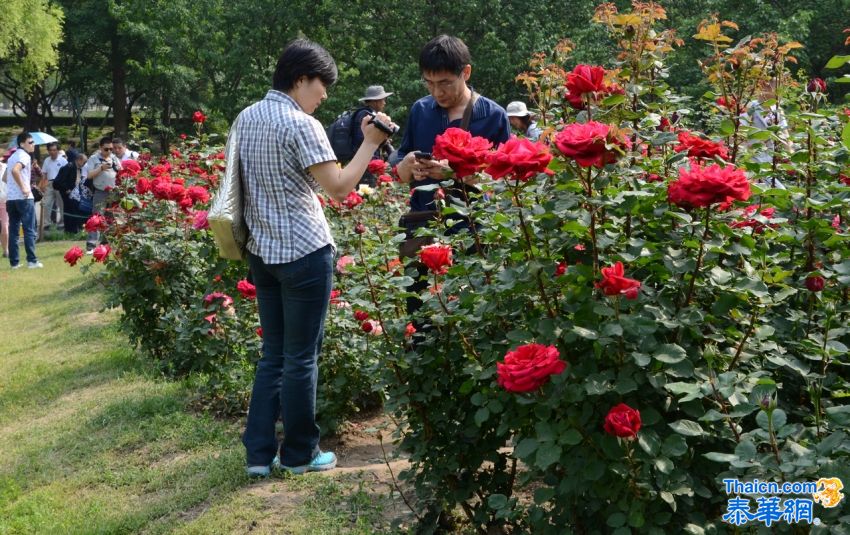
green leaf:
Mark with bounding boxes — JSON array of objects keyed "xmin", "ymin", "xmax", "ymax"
[
  {"xmin": 535, "ymin": 444, "xmax": 563, "ymax": 470},
  {"xmin": 572, "ymin": 326, "xmax": 599, "ymax": 340},
  {"xmin": 719, "ymin": 119, "xmax": 735, "ymax": 136},
  {"xmin": 603, "ymin": 93, "xmax": 627, "ymax": 107},
  {"xmin": 654, "ymin": 344, "xmax": 688, "ymax": 364},
  {"xmin": 534, "ymin": 487, "xmax": 555, "ymax": 504},
  {"xmin": 662, "ymin": 435, "xmax": 689, "ymax": 457},
  {"xmin": 825, "ymin": 54, "xmax": 850, "ymax": 69},
  {"xmin": 488, "ymin": 494, "xmax": 508, "ymax": 510},
  {"xmin": 639, "ymin": 431, "xmax": 661, "ymax": 456},
  {"xmin": 560, "ymin": 429, "xmax": 582, "ymax": 446},
  {"xmin": 654, "ymin": 457, "xmax": 674, "ymax": 474},
  {"xmin": 704, "ymin": 452, "xmax": 737, "ymax": 463},
  {"xmin": 607, "ymin": 512, "xmax": 627, "ymax": 528},
  {"xmin": 514, "ymin": 438, "xmax": 539, "ymax": 459},
  {"xmin": 842, "ymin": 123, "xmax": 850, "ymax": 151},
  {"xmin": 474, "ymin": 407, "xmax": 489, "ymax": 427},
  {"xmin": 669, "ymin": 420, "xmax": 703, "ymax": 437},
  {"xmin": 826, "ymin": 406, "xmax": 850, "ymax": 426}
]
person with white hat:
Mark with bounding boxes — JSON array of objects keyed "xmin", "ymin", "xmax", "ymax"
[
  {"xmin": 506, "ymin": 101, "xmax": 542, "ymax": 141},
  {"xmin": 351, "ymin": 85, "xmax": 395, "ymax": 181}
]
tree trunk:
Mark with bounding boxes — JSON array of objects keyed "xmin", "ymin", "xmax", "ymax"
[
  {"xmin": 23, "ymin": 89, "xmax": 44, "ymax": 132},
  {"xmin": 110, "ymin": 32, "xmax": 128, "ymax": 138}
]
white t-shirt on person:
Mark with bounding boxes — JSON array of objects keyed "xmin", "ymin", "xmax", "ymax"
[{"xmin": 5, "ymin": 149, "xmax": 33, "ymax": 201}]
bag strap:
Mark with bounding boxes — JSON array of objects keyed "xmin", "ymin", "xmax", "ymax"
[{"xmin": 460, "ymin": 91, "xmax": 478, "ymax": 131}]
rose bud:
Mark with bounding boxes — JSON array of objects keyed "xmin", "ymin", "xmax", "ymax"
[
  {"xmin": 355, "ymin": 223, "xmax": 366, "ymax": 234},
  {"xmin": 807, "ymin": 78, "xmax": 827, "ymax": 93},
  {"xmin": 805, "ymin": 275, "xmax": 825, "ymax": 292},
  {"xmin": 435, "ymin": 188, "xmax": 446, "ymax": 201},
  {"xmin": 361, "ymin": 321, "xmax": 373, "ymax": 333},
  {"xmin": 354, "ymin": 310, "xmax": 370, "ymax": 321}
]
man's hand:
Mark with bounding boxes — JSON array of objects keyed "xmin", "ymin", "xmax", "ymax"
[{"xmin": 398, "ymin": 152, "xmax": 451, "ymax": 182}]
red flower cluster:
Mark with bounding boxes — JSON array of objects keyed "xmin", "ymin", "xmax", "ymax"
[
  {"xmin": 418, "ymin": 243, "xmax": 453, "ymax": 275},
  {"xmin": 236, "ymin": 279, "xmax": 256, "ymax": 299},
  {"xmin": 84, "ymin": 214, "xmax": 108, "ymax": 233},
  {"xmin": 596, "ymin": 261, "xmax": 640, "ymax": 299},
  {"xmin": 432, "ymin": 127, "xmax": 493, "ymax": 178},
  {"xmin": 668, "ymin": 161, "xmax": 751, "ymax": 209},
  {"xmin": 497, "ymin": 343, "xmax": 567, "ymax": 393},
  {"xmin": 64, "ymin": 246, "xmax": 84, "ymax": 266},
  {"xmin": 729, "ymin": 205, "xmax": 776, "ymax": 233},
  {"xmin": 485, "ymin": 137, "xmax": 553, "ymax": 182},
  {"xmin": 118, "ymin": 159, "xmax": 142, "ymax": 180},
  {"xmin": 367, "ymin": 159, "xmax": 386, "ymax": 175},
  {"xmin": 674, "ymin": 131, "xmax": 729, "ymax": 160},
  {"xmin": 92, "ymin": 244, "xmax": 111, "ymax": 263},
  {"xmin": 192, "ymin": 110, "xmax": 207, "ymax": 123},
  {"xmin": 604, "ymin": 403, "xmax": 642, "ymax": 439},
  {"xmin": 554, "ymin": 121, "xmax": 630, "ymax": 168}
]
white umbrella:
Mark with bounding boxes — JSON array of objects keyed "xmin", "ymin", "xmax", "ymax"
[{"xmin": 7, "ymin": 131, "xmax": 59, "ymax": 147}]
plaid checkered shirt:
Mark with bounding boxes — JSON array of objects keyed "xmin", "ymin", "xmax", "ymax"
[{"xmin": 236, "ymin": 90, "xmax": 337, "ymax": 264}]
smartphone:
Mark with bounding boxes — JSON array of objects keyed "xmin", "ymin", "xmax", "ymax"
[{"xmin": 413, "ymin": 151, "xmax": 432, "ymax": 161}]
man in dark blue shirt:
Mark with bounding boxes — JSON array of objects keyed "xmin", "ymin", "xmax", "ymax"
[{"xmin": 396, "ymin": 35, "xmax": 510, "ymax": 214}]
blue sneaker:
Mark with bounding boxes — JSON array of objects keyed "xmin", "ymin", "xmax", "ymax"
[
  {"xmin": 246, "ymin": 455, "xmax": 280, "ymax": 477},
  {"xmin": 280, "ymin": 451, "xmax": 337, "ymax": 475}
]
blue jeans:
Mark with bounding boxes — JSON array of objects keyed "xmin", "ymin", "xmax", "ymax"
[
  {"xmin": 6, "ymin": 199, "xmax": 37, "ymax": 266},
  {"xmin": 243, "ymin": 245, "xmax": 333, "ymax": 467}
]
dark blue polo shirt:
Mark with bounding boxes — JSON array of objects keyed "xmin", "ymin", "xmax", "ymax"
[{"xmin": 398, "ymin": 93, "xmax": 510, "ymax": 212}]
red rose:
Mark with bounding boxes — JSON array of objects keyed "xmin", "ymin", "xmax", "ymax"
[
  {"xmin": 674, "ymin": 131, "xmax": 729, "ymax": 160},
  {"xmin": 135, "ymin": 178, "xmax": 152, "ymax": 195},
  {"xmin": 150, "ymin": 163, "xmax": 171, "ymax": 176},
  {"xmin": 192, "ymin": 110, "xmax": 207, "ymax": 123},
  {"xmin": 187, "ymin": 185, "xmax": 210, "ymax": 204},
  {"xmin": 342, "ymin": 191, "xmax": 363, "ymax": 209},
  {"xmin": 204, "ymin": 291, "xmax": 233, "ymax": 308},
  {"xmin": 595, "ymin": 261, "xmax": 641, "ymax": 299},
  {"xmin": 180, "ymin": 133, "xmax": 187, "ymax": 140},
  {"xmin": 329, "ymin": 289, "xmax": 341, "ymax": 305},
  {"xmin": 715, "ymin": 96, "xmax": 739, "ymax": 113},
  {"xmin": 658, "ymin": 117, "xmax": 671, "ymax": 131},
  {"xmin": 256, "ymin": 327, "xmax": 263, "ymax": 337},
  {"xmin": 152, "ymin": 180, "xmax": 171, "ymax": 200},
  {"xmin": 118, "ymin": 159, "xmax": 141, "ymax": 178},
  {"xmin": 361, "ymin": 320, "xmax": 373, "ymax": 333},
  {"xmin": 84, "ymin": 214, "xmax": 108, "ymax": 233},
  {"xmin": 668, "ymin": 161, "xmax": 751, "ymax": 209},
  {"xmin": 64, "ymin": 246, "xmax": 84, "ymax": 266},
  {"xmin": 485, "ymin": 136, "xmax": 554, "ymax": 182},
  {"xmin": 367, "ymin": 159, "xmax": 386, "ymax": 175},
  {"xmin": 644, "ymin": 173, "xmax": 663, "ymax": 183},
  {"xmin": 354, "ymin": 223, "xmax": 366, "ymax": 234},
  {"xmin": 418, "ymin": 243, "xmax": 453, "ymax": 275},
  {"xmin": 565, "ymin": 64, "xmax": 607, "ymax": 95},
  {"xmin": 604, "ymin": 403, "xmax": 642, "ymax": 439},
  {"xmin": 404, "ymin": 323, "xmax": 417, "ymax": 338},
  {"xmin": 92, "ymin": 244, "xmax": 111, "ymax": 263},
  {"xmin": 192, "ymin": 210, "xmax": 209, "ymax": 230},
  {"xmin": 807, "ymin": 78, "xmax": 827, "ymax": 93},
  {"xmin": 377, "ymin": 174, "xmax": 393, "ymax": 184},
  {"xmin": 554, "ymin": 121, "xmax": 629, "ymax": 168},
  {"xmin": 555, "ymin": 261, "xmax": 567, "ymax": 277},
  {"xmin": 354, "ymin": 310, "xmax": 370, "ymax": 321},
  {"xmin": 236, "ymin": 279, "xmax": 257, "ymax": 299},
  {"xmin": 496, "ymin": 343, "xmax": 567, "ymax": 393},
  {"xmin": 432, "ymin": 127, "xmax": 493, "ymax": 179},
  {"xmin": 805, "ymin": 275, "xmax": 825, "ymax": 292},
  {"xmin": 565, "ymin": 89, "xmax": 586, "ymax": 110}
]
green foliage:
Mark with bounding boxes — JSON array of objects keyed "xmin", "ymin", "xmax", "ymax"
[{"xmin": 0, "ymin": 0, "xmax": 64, "ymax": 89}]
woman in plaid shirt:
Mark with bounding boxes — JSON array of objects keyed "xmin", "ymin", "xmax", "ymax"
[{"xmin": 238, "ymin": 38, "xmax": 394, "ymax": 477}]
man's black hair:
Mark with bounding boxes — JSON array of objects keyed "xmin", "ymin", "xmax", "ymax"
[
  {"xmin": 112, "ymin": 137, "xmax": 125, "ymax": 145},
  {"xmin": 419, "ymin": 35, "xmax": 471, "ymax": 75},
  {"xmin": 99, "ymin": 136, "xmax": 113, "ymax": 146},
  {"xmin": 16, "ymin": 132, "xmax": 32, "ymax": 147},
  {"xmin": 272, "ymin": 38, "xmax": 338, "ymax": 91},
  {"xmin": 46, "ymin": 142, "xmax": 59, "ymax": 150}
]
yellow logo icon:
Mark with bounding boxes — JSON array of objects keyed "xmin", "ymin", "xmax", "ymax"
[{"xmin": 812, "ymin": 478, "xmax": 844, "ymax": 508}]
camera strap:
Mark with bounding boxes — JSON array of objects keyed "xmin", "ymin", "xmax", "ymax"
[{"xmin": 460, "ymin": 90, "xmax": 478, "ymax": 132}]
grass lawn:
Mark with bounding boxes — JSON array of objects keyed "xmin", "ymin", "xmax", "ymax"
[{"xmin": 0, "ymin": 242, "xmax": 398, "ymax": 534}]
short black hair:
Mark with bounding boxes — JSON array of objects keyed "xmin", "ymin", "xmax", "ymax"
[
  {"xmin": 46, "ymin": 142, "xmax": 59, "ymax": 150},
  {"xmin": 272, "ymin": 38, "xmax": 338, "ymax": 92},
  {"xmin": 99, "ymin": 136, "xmax": 113, "ymax": 146},
  {"xmin": 16, "ymin": 132, "xmax": 32, "ymax": 147},
  {"xmin": 419, "ymin": 35, "xmax": 471, "ymax": 75},
  {"xmin": 112, "ymin": 137, "xmax": 125, "ymax": 146}
]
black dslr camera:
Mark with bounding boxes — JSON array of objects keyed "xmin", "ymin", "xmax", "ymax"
[{"xmin": 366, "ymin": 111, "xmax": 399, "ymax": 136}]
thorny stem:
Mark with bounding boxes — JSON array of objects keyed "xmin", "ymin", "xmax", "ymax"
[
  {"xmin": 434, "ymin": 272, "xmax": 481, "ymax": 361},
  {"xmin": 584, "ymin": 167, "xmax": 600, "ymax": 276},
  {"xmin": 378, "ymin": 432, "xmax": 421, "ymax": 521},
  {"xmin": 708, "ymin": 371, "xmax": 742, "ymax": 443},
  {"xmin": 680, "ymin": 208, "xmax": 711, "ymax": 310},
  {"xmin": 728, "ymin": 308, "xmax": 758, "ymax": 370},
  {"xmin": 511, "ymin": 183, "xmax": 556, "ymax": 318}
]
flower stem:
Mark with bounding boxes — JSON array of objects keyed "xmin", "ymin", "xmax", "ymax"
[{"xmin": 680, "ymin": 207, "xmax": 711, "ymax": 310}]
